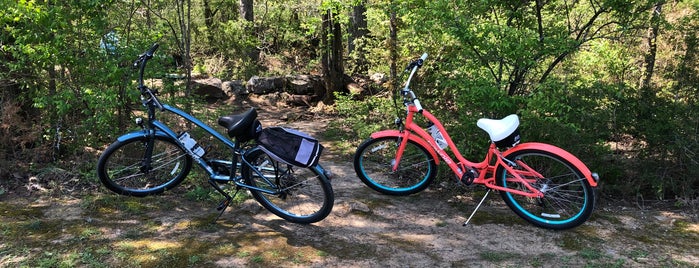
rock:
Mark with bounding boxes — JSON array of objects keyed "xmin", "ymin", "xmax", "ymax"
[
  {"xmin": 286, "ymin": 74, "xmax": 323, "ymax": 95},
  {"xmin": 370, "ymin": 72, "xmax": 387, "ymax": 84},
  {"xmin": 191, "ymin": 77, "xmax": 227, "ymax": 100},
  {"xmin": 347, "ymin": 82, "xmax": 363, "ymax": 95},
  {"xmin": 247, "ymin": 76, "xmax": 286, "ymax": 94},
  {"xmin": 222, "ymin": 80, "xmax": 247, "ymax": 96},
  {"xmin": 349, "ymin": 201, "xmax": 371, "ymax": 214},
  {"xmin": 285, "ymin": 94, "xmax": 314, "ymax": 107}
]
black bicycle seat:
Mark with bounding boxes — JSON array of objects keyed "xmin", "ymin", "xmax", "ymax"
[{"xmin": 218, "ymin": 108, "xmax": 259, "ymax": 139}]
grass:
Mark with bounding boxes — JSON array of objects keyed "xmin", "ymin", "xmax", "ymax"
[
  {"xmin": 1, "ymin": 161, "xmax": 698, "ymax": 268},
  {"xmin": 479, "ymin": 251, "xmax": 520, "ymax": 262},
  {"xmin": 0, "ymin": 193, "xmax": 697, "ymax": 267}
]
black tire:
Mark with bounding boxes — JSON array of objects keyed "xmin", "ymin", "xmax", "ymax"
[
  {"xmin": 242, "ymin": 147, "xmax": 334, "ymax": 224},
  {"xmin": 353, "ymin": 136, "xmax": 437, "ymax": 196},
  {"xmin": 97, "ymin": 135, "xmax": 192, "ymax": 197},
  {"xmin": 495, "ymin": 148, "xmax": 595, "ymax": 230}
]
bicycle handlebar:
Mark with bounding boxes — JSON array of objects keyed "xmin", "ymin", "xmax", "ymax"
[
  {"xmin": 133, "ymin": 43, "xmax": 164, "ymax": 111},
  {"xmin": 133, "ymin": 43, "xmax": 159, "ymax": 69},
  {"xmin": 402, "ymin": 53, "xmax": 428, "ymax": 112}
]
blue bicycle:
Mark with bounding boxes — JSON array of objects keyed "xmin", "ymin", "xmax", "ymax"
[{"xmin": 96, "ymin": 44, "xmax": 334, "ymax": 224}]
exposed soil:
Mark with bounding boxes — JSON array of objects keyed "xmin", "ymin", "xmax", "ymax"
[{"xmin": 1, "ymin": 101, "xmax": 698, "ymax": 267}]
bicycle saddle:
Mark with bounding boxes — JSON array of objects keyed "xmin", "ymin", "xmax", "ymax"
[
  {"xmin": 476, "ymin": 114, "xmax": 520, "ymax": 143},
  {"xmin": 218, "ymin": 108, "xmax": 261, "ymax": 141}
]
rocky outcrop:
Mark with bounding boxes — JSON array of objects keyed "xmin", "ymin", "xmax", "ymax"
[
  {"xmin": 191, "ymin": 74, "xmax": 326, "ymax": 106},
  {"xmin": 191, "ymin": 78, "xmax": 227, "ymax": 100}
]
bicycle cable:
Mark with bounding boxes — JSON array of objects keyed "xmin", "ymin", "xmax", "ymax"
[
  {"xmin": 391, "ymin": 71, "xmax": 407, "ymax": 126},
  {"xmin": 391, "ymin": 58, "xmax": 419, "ymax": 127}
]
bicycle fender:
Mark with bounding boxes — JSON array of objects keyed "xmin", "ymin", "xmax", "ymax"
[
  {"xmin": 504, "ymin": 142, "xmax": 598, "ymax": 187},
  {"xmin": 370, "ymin": 130, "xmax": 440, "ymax": 164},
  {"xmin": 116, "ymin": 130, "xmax": 172, "ymax": 143}
]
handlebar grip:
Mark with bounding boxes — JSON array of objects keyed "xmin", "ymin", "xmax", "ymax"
[
  {"xmin": 413, "ymin": 99, "xmax": 423, "ymax": 113},
  {"xmin": 414, "ymin": 53, "xmax": 428, "ymax": 68},
  {"xmin": 132, "ymin": 43, "xmax": 160, "ymax": 68},
  {"xmin": 146, "ymin": 43, "xmax": 159, "ymax": 57}
]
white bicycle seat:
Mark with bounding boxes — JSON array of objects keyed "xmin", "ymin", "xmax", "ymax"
[{"xmin": 477, "ymin": 114, "xmax": 520, "ymax": 142}]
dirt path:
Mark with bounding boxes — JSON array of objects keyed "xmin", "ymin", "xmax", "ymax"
[{"xmin": 1, "ymin": 105, "xmax": 698, "ymax": 267}]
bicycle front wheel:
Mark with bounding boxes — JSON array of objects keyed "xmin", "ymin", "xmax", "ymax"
[
  {"xmin": 242, "ymin": 148, "xmax": 334, "ymax": 224},
  {"xmin": 354, "ymin": 136, "xmax": 437, "ymax": 196},
  {"xmin": 495, "ymin": 148, "xmax": 595, "ymax": 230},
  {"xmin": 97, "ymin": 135, "xmax": 192, "ymax": 197}
]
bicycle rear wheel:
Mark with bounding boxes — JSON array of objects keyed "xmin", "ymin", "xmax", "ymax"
[
  {"xmin": 242, "ymin": 147, "xmax": 334, "ymax": 224},
  {"xmin": 495, "ymin": 148, "xmax": 595, "ymax": 230},
  {"xmin": 97, "ymin": 135, "xmax": 192, "ymax": 197},
  {"xmin": 354, "ymin": 136, "xmax": 437, "ymax": 196}
]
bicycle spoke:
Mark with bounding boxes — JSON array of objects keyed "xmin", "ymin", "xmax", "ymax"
[
  {"xmin": 243, "ymin": 148, "xmax": 333, "ymax": 223},
  {"xmin": 497, "ymin": 149, "xmax": 595, "ymax": 229}
]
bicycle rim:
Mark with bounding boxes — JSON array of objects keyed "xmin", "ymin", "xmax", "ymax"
[
  {"xmin": 497, "ymin": 150, "xmax": 594, "ymax": 229},
  {"xmin": 244, "ymin": 149, "xmax": 333, "ymax": 224},
  {"xmin": 354, "ymin": 137, "xmax": 436, "ymax": 195},
  {"xmin": 98, "ymin": 136, "xmax": 191, "ymax": 196}
]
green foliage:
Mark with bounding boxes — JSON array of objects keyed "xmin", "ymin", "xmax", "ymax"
[
  {"xmin": 333, "ymin": 92, "xmax": 396, "ymax": 143},
  {"xmin": 1, "ymin": 0, "xmax": 698, "ymax": 201}
]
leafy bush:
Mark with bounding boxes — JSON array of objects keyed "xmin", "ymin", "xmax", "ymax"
[{"xmin": 333, "ymin": 92, "xmax": 396, "ymax": 143}]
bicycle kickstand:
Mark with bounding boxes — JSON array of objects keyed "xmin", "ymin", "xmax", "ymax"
[
  {"xmin": 463, "ymin": 189, "xmax": 492, "ymax": 226},
  {"xmin": 208, "ymin": 179, "xmax": 239, "ymax": 222}
]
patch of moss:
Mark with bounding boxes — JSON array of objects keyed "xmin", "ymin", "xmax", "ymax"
[
  {"xmin": 590, "ymin": 211, "xmax": 623, "ymax": 224},
  {"xmin": 0, "ymin": 202, "xmax": 44, "ymax": 219},
  {"xmin": 560, "ymin": 232, "xmax": 587, "ymax": 251},
  {"xmin": 465, "ymin": 209, "xmax": 527, "ymax": 226},
  {"xmin": 479, "ymin": 251, "xmax": 521, "ymax": 262}
]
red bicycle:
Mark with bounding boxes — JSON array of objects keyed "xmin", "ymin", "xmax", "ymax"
[{"xmin": 353, "ymin": 54, "xmax": 599, "ymax": 230}]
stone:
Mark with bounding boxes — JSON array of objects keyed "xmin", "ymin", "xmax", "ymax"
[
  {"xmin": 192, "ymin": 77, "xmax": 227, "ymax": 100},
  {"xmin": 222, "ymin": 80, "xmax": 247, "ymax": 96},
  {"xmin": 246, "ymin": 76, "xmax": 286, "ymax": 94}
]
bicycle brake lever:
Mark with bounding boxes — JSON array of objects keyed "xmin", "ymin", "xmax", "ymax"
[
  {"xmin": 394, "ymin": 117, "xmax": 402, "ymax": 126},
  {"xmin": 404, "ymin": 60, "xmax": 418, "ymax": 71}
]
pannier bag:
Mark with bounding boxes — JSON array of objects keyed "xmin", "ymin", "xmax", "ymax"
[{"xmin": 256, "ymin": 127, "xmax": 324, "ymax": 167}]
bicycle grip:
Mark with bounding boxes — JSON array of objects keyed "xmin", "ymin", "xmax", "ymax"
[
  {"xmin": 146, "ymin": 43, "xmax": 159, "ymax": 57},
  {"xmin": 413, "ymin": 98, "xmax": 424, "ymax": 112},
  {"xmin": 419, "ymin": 53, "xmax": 428, "ymax": 61}
]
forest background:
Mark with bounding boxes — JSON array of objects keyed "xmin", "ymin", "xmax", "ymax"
[{"xmin": 0, "ymin": 0, "xmax": 698, "ymax": 203}]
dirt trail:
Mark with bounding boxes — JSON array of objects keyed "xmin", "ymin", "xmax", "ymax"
[{"xmin": 1, "ymin": 104, "xmax": 697, "ymax": 267}]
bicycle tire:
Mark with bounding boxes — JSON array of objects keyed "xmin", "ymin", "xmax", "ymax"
[
  {"xmin": 97, "ymin": 135, "xmax": 192, "ymax": 197},
  {"xmin": 354, "ymin": 136, "xmax": 437, "ymax": 196},
  {"xmin": 242, "ymin": 147, "xmax": 334, "ymax": 224},
  {"xmin": 495, "ymin": 148, "xmax": 595, "ymax": 230}
]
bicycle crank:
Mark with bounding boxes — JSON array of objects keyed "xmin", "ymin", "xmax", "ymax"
[{"xmin": 460, "ymin": 169, "xmax": 477, "ymax": 185}]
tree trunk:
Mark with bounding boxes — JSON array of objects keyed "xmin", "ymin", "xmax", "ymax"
[
  {"xmin": 674, "ymin": 21, "xmax": 698, "ymax": 103},
  {"xmin": 389, "ymin": 6, "xmax": 398, "ymax": 87},
  {"xmin": 640, "ymin": 2, "xmax": 663, "ymax": 90},
  {"xmin": 320, "ymin": 9, "xmax": 346, "ymax": 105},
  {"xmin": 203, "ymin": 0, "xmax": 215, "ymax": 45},
  {"xmin": 174, "ymin": 0, "xmax": 193, "ymax": 115},
  {"xmin": 240, "ymin": 0, "xmax": 253, "ymax": 22},
  {"xmin": 349, "ymin": 1, "xmax": 368, "ymax": 75}
]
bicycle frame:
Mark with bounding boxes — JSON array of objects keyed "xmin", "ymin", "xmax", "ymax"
[
  {"xmin": 121, "ymin": 43, "xmax": 315, "ymax": 196},
  {"xmin": 373, "ymin": 104, "xmax": 549, "ymax": 198},
  {"xmin": 355, "ymin": 53, "xmax": 599, "ymax": 229},
  {"xmin": 119, "ymin": 102, "xmax": 288, "ymax": 196},
  {"xmin": 99, "ymin": 43, "xmax": 335, "ymax": 224},
  {"xmin": 371, "ymin": 53, "xmax": 598, "ymax": 197}
]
